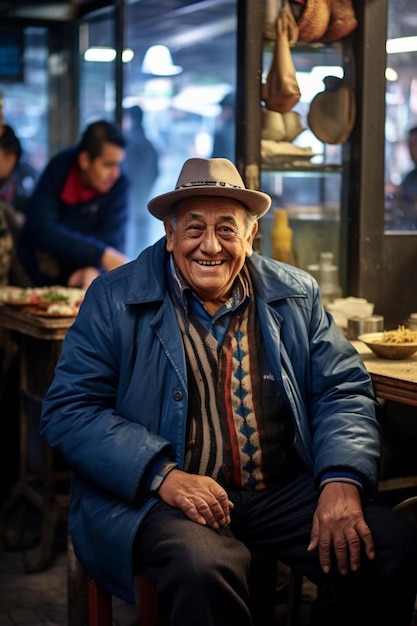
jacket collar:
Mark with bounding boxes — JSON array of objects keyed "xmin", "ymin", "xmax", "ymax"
[
  {"xmin": 124, "ymin": 237, "xmax": 168, "ymax": 305},
  {"xmin": 124, "ymin": 237, "xmax": 308, "ymax": 305},
  {"xmin": 246, "ymin": 253, "xmax": 308, "ymax": 303}
]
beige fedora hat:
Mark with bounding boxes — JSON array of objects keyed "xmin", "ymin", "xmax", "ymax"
[{"xmin": 148, "ymin": 157, "xmax": 271, "ymax": 220}]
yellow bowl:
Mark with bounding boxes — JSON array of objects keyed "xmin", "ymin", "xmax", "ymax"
[{"xmin": 358, "ymin": 332, "xmax": 417, "ymax": 360}]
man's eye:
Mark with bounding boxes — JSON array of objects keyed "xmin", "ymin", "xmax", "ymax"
[
  {"xmin": 186, "ymin": 224, "xmax": 203, "ymax": 235},
  {"xmin": 218, "ymin": 226, "xmax": 236, "ymax": 236}
]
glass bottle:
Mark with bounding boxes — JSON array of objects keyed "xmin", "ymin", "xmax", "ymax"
[{"xmin": 270, "ymin": 209, "xmax": 295, "ymax": 264}]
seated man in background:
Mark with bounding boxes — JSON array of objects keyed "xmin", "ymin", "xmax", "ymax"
[
  {"xmin": 123, "ymin": 105, "xmax": 159, "ymax": 257},
  {"xmin": 211, "ymin": 92, "xmax": 235, "ymax": 162},
  {"xmin": 41, "ymin": 157, "xmax": 417, "ymax": 626},
  {"xmin": 401, "ymin": 126, "xmax": 417, "ymax": 206},
  {"xmin": 18, "ymin": 120, "xmax": 130, "ymax": 290},
  {"xmin": 0, "ymin": 123, "xmax": 37, "ymax": 214},
  {"xmin": 0, "ymin": 123, "xmax": 36, "ymax": 286}
]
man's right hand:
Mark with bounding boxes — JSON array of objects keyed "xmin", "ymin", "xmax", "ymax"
[
  {"xmin": 158, "ymin": 469, "xmax": 233, "ymax": 529},
  {"xmin": 67, "ymin": 266, "xmax": 100, "ymax": 289},
  {"xmin": 101, "ymin": 247, "xmax": 130, "ymax": 271}
]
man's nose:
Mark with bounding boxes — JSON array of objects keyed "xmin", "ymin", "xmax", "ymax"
[
  {"xmin": 111, "ymin": 165, "xmax": 121, "ymax": 179},
  {"xmin": 200, "ymin": 228, "xmax": 222, "ymax": 253}
]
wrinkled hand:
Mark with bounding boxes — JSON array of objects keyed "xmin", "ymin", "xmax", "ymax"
[
  {"xmin": 158, "ymin": 470, "xmax": 234, "ymax": 529},
  {"xmin": 67, "ymin": 267, "xmax": 100, "ymax": 289},
  {"xmin": 308, "ymin": 482, "xmax": 375, "ymax": 575}
]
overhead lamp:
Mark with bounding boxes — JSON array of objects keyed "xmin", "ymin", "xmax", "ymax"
[
  {"xmin": 385, "ymin": 67, "xmax": 398, "ymax": 82},
  {"xmin": 141, "ymin": 45, "xmax": 182, "ymax": 76},
  {"xmin": 386, "ymin": 36, "xmax": 417, "ymax": 54},
  {"xmin": 84, "ymin": 47, "xmax": 134, "ymax": 63}
]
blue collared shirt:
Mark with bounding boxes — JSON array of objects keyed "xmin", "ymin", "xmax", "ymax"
[{"xmin": 169, "ymin": 255, "xmax": 249, "ymax": 343}]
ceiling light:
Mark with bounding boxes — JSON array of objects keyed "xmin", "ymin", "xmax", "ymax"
[
  {"xmin": 122, "ymin": 49, "xmax": 134, "ymax": 63},
  {"xmin": 84, "ymin": 47, "xmax": 134, "ymax": 63},
  {"xmin": 141, "ymin": 45, "xmax": 182, "ymax": 76},
  {"xmin": 385, "ymin": 67, "xmax": 398, "ymax": 82},
  {"xmin": 387, "ymin": 37, "xmax": 417, "ymax": 54}
]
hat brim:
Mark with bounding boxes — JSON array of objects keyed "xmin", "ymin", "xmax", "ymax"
[{"xmin": 148, "ymin": 186, "xmax": 272, "ymax": 220}]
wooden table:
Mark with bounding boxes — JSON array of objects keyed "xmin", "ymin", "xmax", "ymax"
[
  {"xmin": 351, "ymin": 340, "xmax": 417, "ymax": 406},
  {"xmin": 352, "ymin": 339, "xmax": 417, "ymax": 493},
  {"xmin": 0, "ymin": 305, "xmax": 74, "ymax": 572}
]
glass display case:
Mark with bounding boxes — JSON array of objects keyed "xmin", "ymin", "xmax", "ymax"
[
  {"xmin": 258, "ymin": 36, "xmax": 345, "ymax": 273},
  {"xmin": 383, "ymin": 0, "xmax": 417, "ymax": 234}
]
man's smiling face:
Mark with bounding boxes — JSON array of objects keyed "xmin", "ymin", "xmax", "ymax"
[{"xmin": 164, "ymin": 195, "xmax": 258, "ymax": 312}]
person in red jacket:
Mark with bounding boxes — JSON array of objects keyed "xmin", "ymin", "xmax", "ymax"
[{"xmin": 18, "ymin": 120, "xmax": 130, "ymax": 289}]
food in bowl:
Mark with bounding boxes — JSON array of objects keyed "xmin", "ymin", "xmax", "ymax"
[
  {"xmin": 381, "ymin": 326, "xmax": 417, "ymax": 344},
  {"xmin": 358, "ymin": 326, "xmax": 417, "ymax": 359}
]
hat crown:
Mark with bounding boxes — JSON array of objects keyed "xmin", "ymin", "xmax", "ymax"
[
  {"xmin": 175, "ymin": 158, "xmax": 245, "ymax": 192},
  {"xmin": 147, "ymin": 157, "xmax": 271, "ymax": 220}
]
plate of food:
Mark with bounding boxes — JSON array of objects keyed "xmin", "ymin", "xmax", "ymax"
[
  {"xmin": 358, "ymin": 326, "xmax": 417, "ymax": 360},
  {"xmin": 0, "ymin": 286, "xmax": 85, "ymax": 316},
  {"xmin": 25, "ymin": 303, "xmax": 80, "ymax": 318},
  {"xmin": 0, "ymin": 287, "xmax": 47, "ymax": 307}
]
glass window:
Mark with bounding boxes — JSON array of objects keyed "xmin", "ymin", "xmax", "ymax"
[
  {"xmin": 78, "ymin": 7, "xmax": 116, "ymax": 129},
  {"xmin": 260, "ymin": 42, "xmax": 344, "ymax": 270},
  {"xmin": 384, "ymin": 0, "xmax": 417, "ymax": 233},
  {"xmin": 78, "ymin": 1, "xmax": 237, "ymax": 258},
  {"xmin": 121, "ymin": 0, "xmax": 237, "ymax": 257},
  {"xmin": 0, "ymin": 27, "xmax": 49, "ymax": 194}
]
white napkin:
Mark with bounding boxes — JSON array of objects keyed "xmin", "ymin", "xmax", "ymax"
[{"xmin": 326, "ymin": 297, "xmax": 375, "ymax": 329}]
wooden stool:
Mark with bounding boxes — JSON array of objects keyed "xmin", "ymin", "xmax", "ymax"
[{"xmin": 88, "ymin": 574, "xmax": 166, "ymax": 626}]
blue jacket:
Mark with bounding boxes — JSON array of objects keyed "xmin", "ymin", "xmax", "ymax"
[
  {"xmin": 18, "ymin": 147, "xmax": 129, "ymax": 286},
  {"xmin": 40, "ymin": 237, "xmax": 380, "ymax": 603}
]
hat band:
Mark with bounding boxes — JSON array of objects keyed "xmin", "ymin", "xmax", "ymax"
[{"xmin": 176, "ymin": 180, "xmax": 244, "ymax": 190}]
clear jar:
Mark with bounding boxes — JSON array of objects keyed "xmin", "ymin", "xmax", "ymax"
[
  {"xmin": 318, "ymin": 252, "xmax": 342, "ymax": 306},
  {"xmin": 406, "ymin": 313, "xmax": 417, "ymax": 331}
]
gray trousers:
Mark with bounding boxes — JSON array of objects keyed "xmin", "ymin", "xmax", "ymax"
[{"xmin": 134, "ymin": 470, "xmax": 417, "ymax": 626}]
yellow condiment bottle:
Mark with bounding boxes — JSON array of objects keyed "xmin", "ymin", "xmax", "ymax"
[{"xmin": 270, "ymin": 209, "xmax": 295, "ymax": 264}]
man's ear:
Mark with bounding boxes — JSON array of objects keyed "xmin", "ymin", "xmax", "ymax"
[
  {"xmin": 4, "ymin": 152, "xmax": 18, "ymax": 174},
  {"xmin": 78, "ymin": 150, "xmax": 91, "ymax": 171},
  {"xmin": 164, "ymin": 219, "xmax": 174, "ymax": 252},
  {"xmin": 245, "ymin": 221, "xmax": 258, "ymax": 257}
]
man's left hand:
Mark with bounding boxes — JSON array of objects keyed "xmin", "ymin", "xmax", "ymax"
[{"xmin": 307, "ymin": 482, "xmax": 375, "ymax": 575}]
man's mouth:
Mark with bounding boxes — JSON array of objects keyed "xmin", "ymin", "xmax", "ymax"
[{"xmin": 196, "ymin": 260, "xmax": 223, "ymax": 266}]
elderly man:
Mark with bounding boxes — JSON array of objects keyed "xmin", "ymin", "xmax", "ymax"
[{"xmin": 41, "ymin": 158, "xmax": 417, "ymax": 626}]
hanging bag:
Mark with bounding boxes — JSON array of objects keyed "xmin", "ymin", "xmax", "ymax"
[
  {"xmin": 262, "ymin": 0, "xmax": 301, "ymax": 114},
  {"xmin": 307, "ymin": 76, "xmax": 356, "ymax": 144}
]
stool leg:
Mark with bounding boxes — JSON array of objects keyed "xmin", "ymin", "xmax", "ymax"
[
  {"xmin": 248, "ymin": 553, "xmax": 276, "ymax": 626},
  {"xmin": 88, "ymin": 578, "xmax": 112, "ymax": 626},
  {"xmin": 67, "ymin": 533, "xmax": 88, "ymax": 626},
  {"xmin": 286, "ymin": 569, "xmax": 303, "ymax": 626},
  {"xmin": 139, "ymin": 575, "xmax": 168, "ymax": 626}
]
